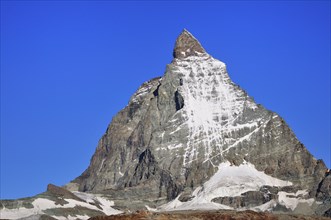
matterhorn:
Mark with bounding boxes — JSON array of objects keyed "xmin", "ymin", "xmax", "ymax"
[{"xmin": 1, "ymin": 30, "xmax": 330, "ymax": 220}]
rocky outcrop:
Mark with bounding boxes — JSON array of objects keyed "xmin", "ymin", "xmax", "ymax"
[
  {"xmin": 173, "ymin": 29, "xmax": 206, "ymax": 58},
  {"xmin": 212, "ymin": 190, "xmax": 277, "ymax": 209},
  {"xmin": 316, "ymin": 172, "xmax": 331, "ymax": 201},
  {"xmin": 46, "ymin": 184, "xmax": 83, "ymax": 202},
  {"xmin": 0, "ymin": 184, "xmax": 121, "ymax": 219},
  {"xmin": 324, "ymin": 208, "xmax": 331, "ymax": 217}
]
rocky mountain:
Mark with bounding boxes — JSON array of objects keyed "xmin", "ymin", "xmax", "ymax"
[{"xmin": 1, "ymin": 30, "xmax": 330, "ymax": 220}]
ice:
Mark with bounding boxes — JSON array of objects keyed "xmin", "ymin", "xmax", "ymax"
[
  {"xmin": 198, "ymin": 162, "xmax": 291, "ymax": 200},
  {"xmin": 159, "ymin": 161, "xmax": 291, "ymax": 212}
]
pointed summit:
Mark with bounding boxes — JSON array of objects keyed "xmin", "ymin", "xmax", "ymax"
[{"xmin": 173, "ymin": 29, "xmax": 206, "ymax": 59}]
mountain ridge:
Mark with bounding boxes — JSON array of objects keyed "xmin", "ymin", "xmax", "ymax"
[
  {"xmin": 67, "ymin": 29, "xmax": 329, "ymax": 214},
  {"xmin": 1, "ymin": 29, "xmax": 330, "ymax": 220}
]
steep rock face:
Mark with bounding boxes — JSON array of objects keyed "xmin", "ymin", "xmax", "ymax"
[
  {"xmin": 173, "ymin": 29, "xmax": 206, "ymax": 59},
  {"xmin": 68, "ymin": 30, "xmax": 329, "ymax": 214},
  {"xmin": 316, "ymin": 172, "xmax": 331, "ymax": 200}
]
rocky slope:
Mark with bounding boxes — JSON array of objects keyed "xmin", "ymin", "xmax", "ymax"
[
  {"xmin": 70, "ymin": 29, "xmax": 329, "ymax": 214},
  {"xmin": 1, "ymin": 30, "xmax": 330, "ymax": 219},
  {"xmin": 0, "ymin": 184, "xmax": 122, "ymax": 219}
]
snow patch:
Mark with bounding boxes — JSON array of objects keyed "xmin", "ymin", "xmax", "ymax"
[
  {"xmin": 158, "ymin": 162, "xmax": 291, "ymax": 212},
  {"xmin": 249, "ymin": 200, "xmax": 278, "ymax": 212},
  {"xmin": 278, "ymin": 190, "xmax": 315, "ymax": 211},
  {"xmin": 145, "ymin": 205, "xmax": 157, "ymax": 212},
  {"xmin": 98, "ymin": 158, "xmax": 106, "ymax": 173},
  {"xmin": 0, "ymin": 206, "xmax": 32, "ymax": 219},
  {"xmin": 195, "ymin": 162, "xmax": 291, "ymax": 200},
  {"xmin": 53, "ymin": 214, "xmax": 90, "ymax": 220},
  {"xmin": 168, "ymin": 143, "xmax": 183, "ymax": 150},
  {"xmin": 0, "ymin": 193, "xmax": 122, "ymax": 220},
  {"xmin": 73, "ymin": 192, "xmax": 122, "ymax": 215}
]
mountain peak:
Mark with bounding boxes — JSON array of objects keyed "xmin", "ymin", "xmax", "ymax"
[
  {"xmin": 3, "ymin": 30, "xmax": 329, "ymax": 220},
  {"xmin": 173, "ymin": 29, "xmax": 206, "ymax": 59}
]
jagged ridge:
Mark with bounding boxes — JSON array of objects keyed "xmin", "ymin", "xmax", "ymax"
[
  {"xmin": 68, "ymin": 30, "xmax": 330, "ymax": 215},
  {"xmin": 1, "ymin": 30, "xmax": 330, "ymax": 220}
]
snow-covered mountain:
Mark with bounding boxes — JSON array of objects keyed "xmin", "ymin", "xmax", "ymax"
[{"xmin": 1, "ymin": 30, "xmax": 330, "ymax": 219}]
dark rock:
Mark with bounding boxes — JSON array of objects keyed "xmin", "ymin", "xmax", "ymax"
[
  {"xmin": 43, "ymin": 206, "xmax": 104, "ymax": 219},
  {"xmin": 260, "ymin": 185, "xmax": 279, "ymax": 195},
  {"xmin": 173, "ymin": 29, "xmax": 206, "ymax": 59},
  {"xmin": 212, "ymin": 190, "xmax": 277, "ymax": 208},
  {"xmin": 174, "ymin": 90, "xmax": 184, "ymax": 111},
  {"xmin": 323, "ymin": 208, "xmax": 331, "ymax": 217},
  {"xmin": 316, "ymin": 173, "xmax": 331, "ymax": 201}
]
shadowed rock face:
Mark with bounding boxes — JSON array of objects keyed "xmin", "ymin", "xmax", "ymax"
[
  {"xmin": 65, "ymin": 30, "xmax": 330, "ymax": 216},
  {"xmin": 316, "ymin": 172, "xmax": 331, "ymax": 201}
]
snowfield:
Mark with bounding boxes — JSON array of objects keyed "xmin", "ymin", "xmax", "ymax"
[
  {"xmin": 158, "ymin": 161, "xmax": 315, "ymax": 212},
  {"xmin": 0, "ymin": 192, "xmax": 122, "ymax": 220}
]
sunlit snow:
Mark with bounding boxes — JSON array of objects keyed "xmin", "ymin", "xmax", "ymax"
[
  {"xmin": 158, "ymin": 161, "xmax": 292, "ymax": 212},
  {"xmin": 0, "ymin": 192, "xmax": 122, "ymax": 220},
  {"xmin": 278, "ymin": 190, "xmax": 315, "ymax": 211},
  {"xmin": 170, "ymin": 55, "xmax": 260, "ymax": 166}
]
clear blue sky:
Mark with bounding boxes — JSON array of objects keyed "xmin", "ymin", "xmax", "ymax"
[{"xmin": 1, "ymin": 1, "xmax": 330, "ymax": 199}]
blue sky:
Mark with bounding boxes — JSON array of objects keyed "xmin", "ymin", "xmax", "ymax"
[{"xmin": 1, "ymin": 1, "xmax": 330, "ymax": 199}]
